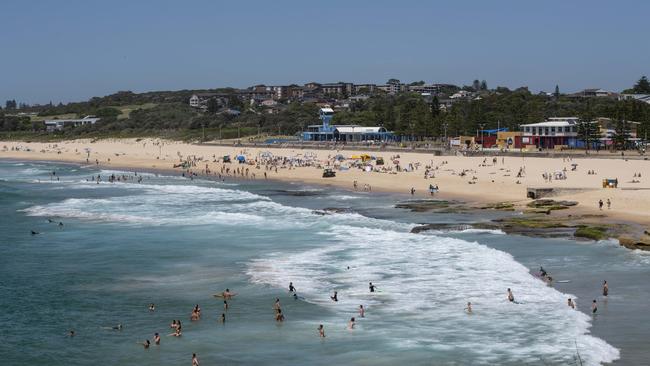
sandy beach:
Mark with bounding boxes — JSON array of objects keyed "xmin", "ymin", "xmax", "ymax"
[{"xmin": 2, "ymin": 138, "xmax": 649, "ymax": 226}]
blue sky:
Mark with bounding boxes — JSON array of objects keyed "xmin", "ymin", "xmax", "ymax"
[{"xmin": 1, "ymin": 0, "xmax": 649, "ymax": 104}]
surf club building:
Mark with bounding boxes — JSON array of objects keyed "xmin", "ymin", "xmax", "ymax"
[
  {"xmin": 519, "ymin": 117, "xmax": 580, "ymax": 149},
  {"xmin": 302, "ymin": 107, "xmax": 394, "ymax": 142}
]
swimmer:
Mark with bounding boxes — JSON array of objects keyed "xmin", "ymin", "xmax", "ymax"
[
  {"xmin": 359, "ymin": 305, "xmax": 365, "ymax": 317},
  {"xmin": 31, "ymin": 230, "xmax": 39, "ymax": 235},
  {"xmin": 348, "ymin": 317, "xmax": 355, "ymax": 330},
  {"xmin": 592, "ymin": 299, "xmax": 598, "ymax": 314},
  {"xmin": 507, "ymin": 288, "xmax": 515, "ymax": 303},
  {"xmin": 192, "ymin": 353, "xmax": 200, "ymax": 366},
  {"xmin": 567, "ymin": 298, "xmax": 575, "ymax": 309},
  {"xmin": 148, "ymin": 303, "xmax": 155, "ymax": 312},
  {"xmin": 369, "ymin": 282, "xmax": 376, "ymax": 293},
  {"xmin": 318, "ymin": 324, "xmax": 325, "ymax": 338},
  {"xmin": 292, "ymin": 293, "xmax": 298, "ymax": 300},
  {"xmin": 289, "ymin": 282, "xmax": 296, "ymax": 293},
  {"xmin": 465, "ymin": 302, "xmax": 473, "ymax": 314},
  {"xmin": 58, "ymin": 222, "xmax": 63, "ymax": 227},
  {"xmin": 68, "ymin": 330, "xmax": 75, "ymax": 337},
  {"xmin": 273, "ymin": 298, "xmax": 281, "ymax": 311},
  {"xmin": 220, "ymin": 313, "xmax": 226, "ymax": 323},
  {"xmin": 139, "ymin": 339, "xmax": 150, "ymax": 349},
  {"xmin": 603, "ymin": 280, "xmax": 608, "ymax": 297},
  {"xmin": 170, "ymin": 320, "xmax": 177, "ymax": 329},
  {"xmin": 101, "ymin": 323, "xmax": 123, "ymax": 331},
  {"xmin": 275, "ymin": 309, "xmax": 285, "ymax": 322},
  {"xmin": 169, "ymin": 328, "xmax": 182, "ymax": 337},
  {"xmin": 223, "ymin": 300, "xmax": 229, "ymax": 311},
  {"xmin": 331, "ymin": 291, "xmax": 338, "ymax": 302},
  {"xmin": 153, "ymin": 333, "xmax": 160, "ymax": 345}
]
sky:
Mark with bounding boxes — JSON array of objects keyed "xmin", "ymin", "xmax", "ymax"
[{"xmin": 1, "ymin": 0, "xmax": 649, "ymax": 105}]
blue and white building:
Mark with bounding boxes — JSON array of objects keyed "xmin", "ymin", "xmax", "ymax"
[{"xmin": 302, "ymin": 107, "xmax": 394, "ymax": 142}]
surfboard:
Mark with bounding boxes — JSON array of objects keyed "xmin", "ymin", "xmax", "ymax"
[
  {"xmin": 213, "ymin": 293, "xmax": 238, "ymax": 298},
  {"xmin": 556, "ymin": 280, "xmax": 571, "ymax": 283}
]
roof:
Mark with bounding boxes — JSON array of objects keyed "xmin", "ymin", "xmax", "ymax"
[
  {"xmin": 319, "ymin": 107, "xmax": 334, "ymax": 113},
  {"xmin": 520, "ymin": 121, "xmax": 577, "ymax": 127},
  {"xmin": 335, "ymin": 126, "xmax": 386, "ymax": 134}
]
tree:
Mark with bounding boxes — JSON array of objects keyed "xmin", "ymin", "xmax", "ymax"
[
  {"xmin": 577, "ymin": 120, "xmax": 601, "ymax": 151},
  {"xmin": 633, "ymin": 76, "xmax": 650, "ymax": 94},
  {"xmin": 554, "ymin": 85, "xmax": 560, "ymax": 98},
  {"xmin": 472, "ymin": 79, "xmax": 481, "ymax": 91},
  {"xmin": 430, "ymin": 96, "xmax": 440, "ymax": 117},
  {"xmin": 387, "ymin": 78, "xmax": 401, "ymax": 85},
  {"xmin": 206, "ymin": 98, "xmax": 220, "ymax": 114},
  {"xmin": 611, "ymin": 118, "xmax": 632, "ymax": 150},
  {"xmin": 480, "ymin": 80, "xmax": 488, "ymax": 91}
]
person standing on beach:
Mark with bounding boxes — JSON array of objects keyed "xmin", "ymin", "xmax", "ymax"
[
  {"xmin": 599, "ymin": 199, "xmax": 604, "ymax": 210},
  {"xmin": 606, "ymin": 199, "xmax": 611, "ymax": 209},
  {"xmin": 603, "ymin": 281, "xmax": 609, "ymax": 297}
]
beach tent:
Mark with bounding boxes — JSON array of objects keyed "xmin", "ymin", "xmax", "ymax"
[
  {"xmin": 334, "ymin": 154, "xmax": 346, "ymax": 161},
  {"xmin": 236, "ymin": 155, "xmax": 246, "ymax": 163}
]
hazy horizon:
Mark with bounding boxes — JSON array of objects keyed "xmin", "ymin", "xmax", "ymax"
[{"xmin": 2, "ymin": 0, "xmax": 649, "ymax": 105}]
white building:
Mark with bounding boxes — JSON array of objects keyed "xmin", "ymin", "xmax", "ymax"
[
  {"xmin": 619, "ymin": 94, "xmax": 650, "ymax": 104},
  {"xmin": 44, "ymin": 116, "xmax": 100, "ymax": 131}
]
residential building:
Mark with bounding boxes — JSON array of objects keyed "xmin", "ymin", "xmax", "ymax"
[
  {"xmin": 569, "ymin": 88, "xmax": 617, "ymax": 98},
  {"xmin": 593, "ymin": 117, "xmax": 641, "ymax": 146},
  {"xmin": 189, "ymin": 93, "xmax": 218, "ymax": 108},
  {"xmin": 353, "ymin": 84, "xmax": 377, "ymax": 94},
  {"xmin": 520, "ymin": 117, "xmax": 581, "ymax": 148},
  {"xmin": 618, "ymin": 93, "xmax": 650, "ymax": 105},
  {"xmin": 44, "ymin": 116, "xmax": 100, "ymax": 131}
]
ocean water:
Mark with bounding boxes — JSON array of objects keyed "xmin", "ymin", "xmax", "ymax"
[{"xmin": 0, "ymin": 160, "xmax": 647, "ymax": 365}]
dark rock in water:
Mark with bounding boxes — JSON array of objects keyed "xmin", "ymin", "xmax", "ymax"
[
  {"xmin": 527, "ymin": 199, "xmax": 578, "ymax": 208},
  {"xmin": 312, "ymin": 207, "xmax": 355, "ymax": 216},
  {"xmin": 395, "ymin": 199, "xmax": 465, "ymax": 212},
  {"xmin": 267, "ymin": 189, "xmax": 322, "ymax": 197},
  {"xmin": 410, "ymin": 223, "xmax": 474, "ymax": 234}
]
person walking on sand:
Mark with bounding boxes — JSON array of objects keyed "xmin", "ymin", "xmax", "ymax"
[
  {"xmin": 599, "ymin": 199, "xmax": 603, "ymax": 210},
  {"xmin": 606, "ymin": 199, "xmax": 611, "ymax": 209},
  {"xmin": 603, "ymin": 280, "xmax": 609, "ymax": 297}
]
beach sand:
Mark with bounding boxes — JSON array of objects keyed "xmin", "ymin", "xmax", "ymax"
[{"xmin": 2, "ymin": 138, "xmax": 649, "ymax": 225}]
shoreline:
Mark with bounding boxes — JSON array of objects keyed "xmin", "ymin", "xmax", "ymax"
[{"xmin": 2, "ymin": 138, "xmax": 649, "ymax": 234}]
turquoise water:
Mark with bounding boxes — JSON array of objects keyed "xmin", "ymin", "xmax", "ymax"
[{"xmin": 1, "ymin": 160, "xmax": 647, "ymax": 365}]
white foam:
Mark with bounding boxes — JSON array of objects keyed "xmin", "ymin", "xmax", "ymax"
[{"xmin": 247, "ymin": 225, "xmax": 619, "ymax": 365}]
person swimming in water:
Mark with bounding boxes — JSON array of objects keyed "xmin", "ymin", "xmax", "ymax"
[
  {"xmin": 603, "ymin": 280, "xmax": 609, "ymax": 297},
  {"xmin": 192, "ymin": 353, "xmax": 200, "ymax": 366},
  {"xmin": 331, "ymin": 291, "xmax": 338, "ymax": 302},
  {"xmin": 465, "ymin": 302, "xmax": 473, "ymax": 314},
  {"xmin": 359, "ymin": 305, "xmax": 365, "ymax": 317},
  {"xmin": 507, "ymin": 288, "xmax": 515, "ymax": 303},
  {"xmin": 275, "ymin": 309, "xmax": 285, "ymax": 322},
  {"xmin": 318, "ymin": 324, "xmax": 325, "ymax": 337},
  {"xmin": 289, "ymin": 282, "xmax": 296, "ymax": 293},
  {"xmin": 148, "ymin": 303, "xmax": 155, "ymax": 312},
  {"xmin": 68, "ymin": 330, "xmax": 75, "ymax": 337},
  {"xmin": 592, "ymin": 299, "xmax": 598, "ymax": 314},
  {"xmin": 153, "ymin": 333, "xmax": 160, "ymax": 345},
  {"xmin": 369, "ymin": 282, "xmax": 376, "ymax": 293},
  {"xmin": 567, "ymin": 298, "xmax": 575, "ymax": 309},
  {"xmin": 169, "ymin": 327, "xmax": 182, "ymax": 337},
  {"xmin": 223, "ymin": 300, "xmax": 229, "ymax": 311},
  {"xmin": 348, "ymin": 317, "xmax": 355, "ymax": 330},
  {"xmin": 139, "ymin": 339, "xmax": 150, "ymax": 349},
  {"xmin": 31, "ymin": 230, "xmax": 39, "ymax": 235}
]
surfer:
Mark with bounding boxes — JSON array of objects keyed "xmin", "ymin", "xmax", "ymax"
[
  {"xmin": 289, "ymin": 282, "xmax": 296, "ymax": 293},
  {"xmin": 369, "ymin": 282, "xmax": 376, "ymax": 293},
  {"xmin": 465, "ymin": 302, "xmax": 473, "ymax": 314},
  {"xmin": 603, "ymin": 280, "xmax": 608, "ymax": 297},
  {"xmin": 539, "ymin": 266, "xmax": 547, "ymax": 277},
  {"xmin": 318, "ymin": 324, "xmax": 325, "ymax": 337},
  {"xmin": 359, "ymin": 305, "xmax": 365, "ymax": 317},
  {"xmin": 331, "ymin": 291, "xmax": 338, "ymax": 302},
  {"xmin": 153, "ymin": 333, "xmax": 160, "ymax": 345},
  {"xmin": 348, "ymin": 317, "xmax": 355, "ymax": 330}
]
